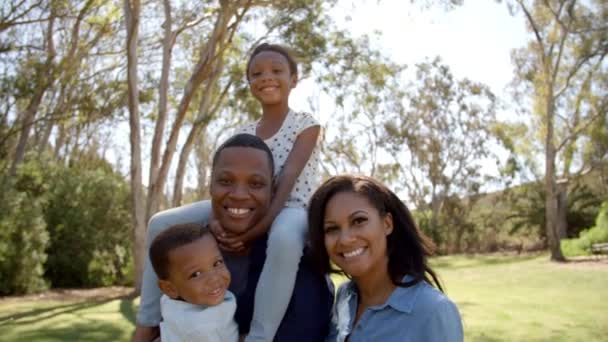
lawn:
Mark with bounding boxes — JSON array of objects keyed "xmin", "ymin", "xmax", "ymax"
[{"xmin": 1, "ymin": 254, "xmax": 606, "ymax": 341}]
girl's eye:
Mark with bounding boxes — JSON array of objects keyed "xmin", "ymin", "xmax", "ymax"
[
  {"xmin": 250, "ymin": 181, "xmax": 266, "ymax": 189},
  {"xmin": 273, "ymin": 68, "xmax": 282, "ymax": 73},
  {"xmin": 190, "ymin": 271, "xmax": 202, "ymax": 279},
  {"xmin": 213, "ymin": 259, "xmax": 224, "ymax": 267},
  {"xmin": 251, "ymin": 71, "xmax": 261, "ymax": 77}
]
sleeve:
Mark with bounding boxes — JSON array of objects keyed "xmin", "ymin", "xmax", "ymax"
[
  {"xmin": 420, "ymin": 297, "xmax": 464, "ymax": 342},
  {"xmin": 295, "ymin": 111, "xmax": 320, "ymax": 135}
]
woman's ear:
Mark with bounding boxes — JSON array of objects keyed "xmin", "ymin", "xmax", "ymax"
[
  {"xmin": 158, "ymin": 279, "xmax": 179, "ymax": 299},
  {"xmin": 384, "ymin": 212, "xmax": 394, "ymax": 236}
]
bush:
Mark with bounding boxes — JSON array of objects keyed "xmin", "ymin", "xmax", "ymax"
[
  {"xmin": 44, "ymin": 164, "xmax": 132, "ymax": 287},
  {"xmin": 0, "ymin": 163, "xmax": 50, "ymax": 295},
  {"xmin": 562, "ymin": 200, "xmax": 608, "ymax": 257}
]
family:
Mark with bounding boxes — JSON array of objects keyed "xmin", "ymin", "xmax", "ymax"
[{"xmin": 132, "ymin": 43, "xmax": 464, "ymax": 342}]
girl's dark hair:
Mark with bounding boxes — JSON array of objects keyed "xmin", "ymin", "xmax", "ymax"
[
  {"xmin": 307, "ymin": 175, "xmax": 444, "ymax": 291},
  {"xmin": 211, "ymin": 133, "xmax": 274, "ymax": 177},
  {"xmin": 149, "ymin": 223, "xmax": 211, "ymax": 280},
  {"xmin": 246, "ymin": 43, "xmax": 298, "ymax": 82}
]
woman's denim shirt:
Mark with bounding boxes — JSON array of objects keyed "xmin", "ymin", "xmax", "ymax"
[{"xmin": 326, "ymin": 276, "xmax": 463, "ymax": 342}]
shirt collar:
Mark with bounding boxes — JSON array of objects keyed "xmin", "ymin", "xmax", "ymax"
[
  {"xmin": 384, "ymin": 275, "xmax": 424, "ymax": 314},
  {"xmin": 346, "ymin": 275, "xmax": 423, "ymax": 314}
]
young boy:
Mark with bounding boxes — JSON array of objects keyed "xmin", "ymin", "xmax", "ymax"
[{"xmin": 149, "ymin": 223, "xmax": 238, "ymax": 342}]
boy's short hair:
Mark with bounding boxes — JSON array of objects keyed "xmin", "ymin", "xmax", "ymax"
[{"xmin": 149, "ymin": 223, "xmax": 212, "ymax": 280}]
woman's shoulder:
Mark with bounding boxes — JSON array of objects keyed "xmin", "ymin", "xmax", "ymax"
[{"xmin": 408, "ymin": 281, "xmax": 460, "ymax": 321}]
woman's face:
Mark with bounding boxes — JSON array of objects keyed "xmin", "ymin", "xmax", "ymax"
[
  {"xmin": 210, "ymin": 147, "xmax": 272, "ymax": 233},
  {"xmin": 322, "ymin": 191, "xmax": 393, "ymax": 280}
]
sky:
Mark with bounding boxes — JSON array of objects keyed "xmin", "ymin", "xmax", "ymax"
[{"xmin": 292, "ymin": 0, "xmax": 529, "ymax": 125}]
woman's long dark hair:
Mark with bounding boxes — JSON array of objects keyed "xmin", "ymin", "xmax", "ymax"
[{"xmin": 307, "ymin": 175, "xmax": 444, "ymax": 291}]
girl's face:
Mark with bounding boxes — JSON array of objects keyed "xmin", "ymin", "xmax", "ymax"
[
  {"xmin": 210, "ymin": 146, "xmax": 273, "ymax": 233},
  {"xmin": 322, "ymin": 191, "xmax": 393, "ymax": 281},
  {"xmin": 247, "ymin": 50, "xmax": 297, "ymax": 107}
]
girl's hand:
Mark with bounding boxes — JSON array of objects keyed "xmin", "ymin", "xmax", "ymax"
[{"xmin": 210, "ymin": 219, "xmax": 250, "ymax": 254}]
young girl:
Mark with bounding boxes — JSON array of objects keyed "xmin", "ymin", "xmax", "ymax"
[{"xmin": 213, "ymin": 43, "xmax": 321, "ymax": 342}]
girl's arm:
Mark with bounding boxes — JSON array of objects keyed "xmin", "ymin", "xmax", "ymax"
[{"xmin": 221, "ymin": 124, "xmax": 320, "ymax": 250}]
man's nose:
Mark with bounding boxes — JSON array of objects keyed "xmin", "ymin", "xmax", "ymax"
[{"xmin": 229, "ymin": 183, "xmax": 249, "ymax": 199}]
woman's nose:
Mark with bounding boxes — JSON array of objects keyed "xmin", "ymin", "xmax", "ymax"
[{"xmin": 337, "ymin": 228, "xmax": 356, "ymax": 245}]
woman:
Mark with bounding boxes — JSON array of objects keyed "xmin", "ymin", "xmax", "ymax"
[
  {"xmin": 133, "ymin": 133, "xmax": 332, "ymax": 342},
  {"xmin": 308, "ymin": 175, "xmax": 463, "ymax": 342}
]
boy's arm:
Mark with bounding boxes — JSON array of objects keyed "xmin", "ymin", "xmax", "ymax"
[{"xmin": 223, "ymin": 124, "xmax": 320, "ymax": 249}]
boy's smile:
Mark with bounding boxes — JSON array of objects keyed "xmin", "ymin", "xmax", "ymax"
[{"xmin": 159, "ymin": 234, "xmax": 231, "ymax": 306}]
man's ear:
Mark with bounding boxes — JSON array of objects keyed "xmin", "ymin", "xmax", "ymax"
[{"xmin": 158, "ymin": 279, "xmax": 179, "ymax": 299}]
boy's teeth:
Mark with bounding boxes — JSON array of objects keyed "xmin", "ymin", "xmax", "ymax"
[{"xmin": 343, "ymin": 248, "xmax": 365, "ymax": 258}]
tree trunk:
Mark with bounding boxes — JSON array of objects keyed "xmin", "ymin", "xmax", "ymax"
[
  {"xmin": 545, "ymin": 90, "xmax": 566, "ymax": 262},
  {"xmin": 146, "ymin": 4, "xmax": 232, "ymax": 221},
  {"xmin": 556, "ymin": 184, "xmax": 568, "ymax": 239},
  {"xmin": 149, "ymin": 0, "xmax": 175, "ymax": 198},
  {"xmin": 172, "ymin": 124, "xmax": 204, "ymax": 207},
  {"xmin": 9, "ymin": 91, "xmax": 46, "ymax": 176},
  {"xmin": 124, "ymin": 0, "xmax": 146, "ymax": 293}
]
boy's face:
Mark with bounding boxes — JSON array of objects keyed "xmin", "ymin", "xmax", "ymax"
[{"xmin": 158, "ymin": 234, "xmax": 231, "ymax": 306}]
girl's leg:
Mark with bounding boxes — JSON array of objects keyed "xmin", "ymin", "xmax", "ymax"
[
  {"xmin": 137, "ymin": 200, "xmax": 211, "ymax": 326},
  {"xmin": 246, "ymin": 207, "xmax": 308, "ymax": 342}
]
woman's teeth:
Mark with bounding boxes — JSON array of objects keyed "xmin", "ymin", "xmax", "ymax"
[{"xmin": 343, "ymin": 248, "xmax": 365, "ymax": 258}]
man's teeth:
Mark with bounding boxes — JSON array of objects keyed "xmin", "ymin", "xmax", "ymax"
[
  {"xmin": 343, "ymin": 248, "xmax": 365, "ymax": 258},
  {"xmin": 228, "ymin": 208, "xmax": 249, "ymax": 215}
]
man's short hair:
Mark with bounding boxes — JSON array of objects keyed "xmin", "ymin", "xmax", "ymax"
[
  {"xmin": 211, "ymin": 133, "xmax": 275, "ymax": 177},
  {"xmin": 149, "ymin": 223, "xmax": 211, "ymax": 280}
]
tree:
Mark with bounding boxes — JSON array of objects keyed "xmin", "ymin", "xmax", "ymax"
[
  {"xmin": 508, "ymin": 0, "xmax": 608, "ymax": 261},
  {"xmin": 383, "ymin": 57, "xmax": 497, "ymax": 248}
]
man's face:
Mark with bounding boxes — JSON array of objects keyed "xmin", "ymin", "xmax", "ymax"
[{"xmin": 210, "ymin": 147, "xmax": 272, "ymax": 233}]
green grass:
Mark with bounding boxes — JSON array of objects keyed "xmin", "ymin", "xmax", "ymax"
[{"xmin": 1, "ymin": 254, "xmax": 606, "ymax": 341}]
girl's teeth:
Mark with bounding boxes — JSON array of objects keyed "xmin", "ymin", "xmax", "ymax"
[
  {"xmin": 228, "ymin": 208, "xmax": 249, "ymax": 215},
  {"xmin": 343, "ymin": 248, "xmax": 364, "ymax": 258}
]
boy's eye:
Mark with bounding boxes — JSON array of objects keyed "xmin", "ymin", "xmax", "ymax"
[
  {"xmin": 213, "ymin": 259, "xmax": 224, "ymax": 267},
  {"xmin": 190, "ymin": 271, "xmax": 202, "ymax": 279},
  {"xmin": 217, "ymin": 178, "xmax": 232, "ymax": 186}
]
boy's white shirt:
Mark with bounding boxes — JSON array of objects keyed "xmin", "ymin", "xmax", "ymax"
[{"xmin": 160, "ymin": 291, "xmax": 238, "ymax": 342}]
